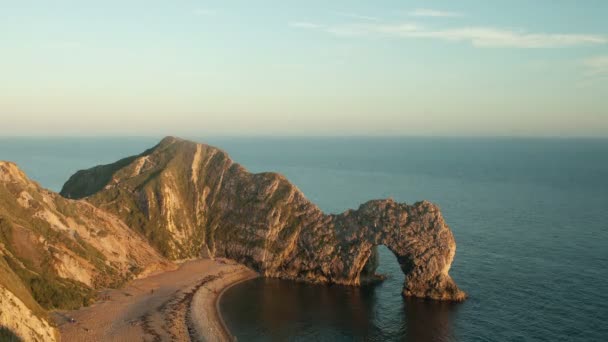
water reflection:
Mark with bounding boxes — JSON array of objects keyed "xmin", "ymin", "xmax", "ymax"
[
  {"xmin": 220, "ymin": 277, "xmax": 460, "ymax": 341},
  {"xmin": 403, "ymin": 298, "xmax": 459, "ymax": 342}
]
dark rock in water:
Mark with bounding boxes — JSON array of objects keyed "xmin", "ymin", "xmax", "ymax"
[{"xmin": 61, "ymin": 137, "xmax": 466, "ymax": 301}]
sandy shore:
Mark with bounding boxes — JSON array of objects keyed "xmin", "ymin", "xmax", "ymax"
[
  {"xmin": 53, "ymin": 258, "xmax": 257, "ymax": 342},
  {"xmin": 189, "ymin": 265, "xmax": 258, "ymax": 341}
]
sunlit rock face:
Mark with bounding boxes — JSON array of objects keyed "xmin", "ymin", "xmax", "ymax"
[
  {"xmin": 0, "ymin": 161, "xmax": 165, "ymax": 292},
  {"xmin": 61, "ymin": 137, "xmax": 466, "ymax": 301},
  {"xmin": 332, "ymin": 200, "xmax": 466, "ymax": 301},
  {"xmin": 0, "ymin": 160, "xmax": 168, "ymax": 334}
]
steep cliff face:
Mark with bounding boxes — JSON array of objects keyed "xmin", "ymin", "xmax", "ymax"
[
  {"xmin": 0, "ymin": 161, "xmax": 167, "ymax": 312},
  {"xmin": 61, "ymin": 137, "xmax": 466, "ymax": 301}
]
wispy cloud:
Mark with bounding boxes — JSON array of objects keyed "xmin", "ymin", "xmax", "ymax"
[
  {"xmin": 582, "ymin": 55, "xmax": 608, "ymax": 75},
  {"xmin": 576, "ymin": 55, "xmax": 608, "ymax": 87},
  {"xmin": 381, "ymin": 25, "xmax": 608, "ymax": 48},
  {"xmin": 291, "ymin": 21, "xmax": 608, "ymax": 48},
  {"xmin": 408, "ymin": 8, "xmax": 463, "ymax": 18}
]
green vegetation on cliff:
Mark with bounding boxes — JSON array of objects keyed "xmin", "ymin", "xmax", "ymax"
[
  {"xmin": 0, "ymin": 159, "xmax": 165, "ymax": 324},
  {"xmin": 0, "ymin": 326, "xmax": 22, "ymax": 342}
]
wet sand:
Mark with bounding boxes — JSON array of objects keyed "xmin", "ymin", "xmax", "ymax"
[{"xmin": 53, "ymin": 258, "xmax": 257, "ymax": 341}]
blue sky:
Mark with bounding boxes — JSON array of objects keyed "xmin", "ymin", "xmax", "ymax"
[{"xmin": 1, "ymin": 0, "xmax": 607, "ymax": 136}]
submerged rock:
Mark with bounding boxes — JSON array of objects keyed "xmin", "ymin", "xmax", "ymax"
[{"xmin": 62, "ymin": 137, "xmax": 466, "ymax": 301}]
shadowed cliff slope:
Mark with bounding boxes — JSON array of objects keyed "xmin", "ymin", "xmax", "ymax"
[{"xmin": 61, "ymin": 137, "xmax": 466, "ymax": 301}]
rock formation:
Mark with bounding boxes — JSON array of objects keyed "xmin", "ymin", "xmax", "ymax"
[
  {"xmin": 0, "ymin": 161, "xmax": 168, "ymax": 340},
  {"xmin": 61, "ymin": 137, "xmax": 466, "ymax": 301},
  {"xmin": 0, "ymin": 136, "xmax": 465, "ymax": 340}
]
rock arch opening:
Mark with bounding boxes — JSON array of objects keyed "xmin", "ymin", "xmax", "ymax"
[{"xmin": 360, "ymin": 245, "xmax": 405, "ymax": 287}]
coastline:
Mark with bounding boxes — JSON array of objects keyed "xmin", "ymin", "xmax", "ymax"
[
  {"xmin": 53, "ymin": 258, "xmax": 257, "ymax": 341},
  {"xmin": 215, "ymin": 271, "xmax": 258, "ymax": 339},
  {"xmin": 189, "ymin": 261, "xmax": 258, "ymax": 341}
]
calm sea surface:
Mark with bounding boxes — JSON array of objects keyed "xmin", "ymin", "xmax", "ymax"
[{"xmin": 1, "ymin": 137, "xmax": 607, "ymax": 341}]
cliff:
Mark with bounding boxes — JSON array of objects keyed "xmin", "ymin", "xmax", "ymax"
[
  {"xmin": 0, "ymin": 161, "xmax": 168, "ymax": 340},
  {"xmin": 61, "ymin": 137, "xmax": 466, "ymax": 301}
]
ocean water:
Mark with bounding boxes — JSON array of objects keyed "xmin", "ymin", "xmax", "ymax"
[{"xmin": 1, "ymin": 137, "xmax": 607, "ymax": 341}]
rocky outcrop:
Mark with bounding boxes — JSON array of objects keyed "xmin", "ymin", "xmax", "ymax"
[
  {"xmin": 61, "ymin": 137, "xmax": 466, "ymax": 301},
  {"xmin": 0, "ymin": 161, "xmax": 168, "ymax": 314},
  {"xmin": 332, "ymin": 200, "xmax": 465, "ymax": 300}
]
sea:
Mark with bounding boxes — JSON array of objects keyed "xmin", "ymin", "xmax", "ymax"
[{"xmin": 1, "ymin": 137, "xmax": 607, "ymax": 342}]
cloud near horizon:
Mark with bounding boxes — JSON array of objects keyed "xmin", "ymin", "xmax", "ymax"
[
  {"xmin": 291, "ymin": 20, "xmax": 607, "ymax": 48},
  {"xmin": 583, "ymin": 55, "xmax": 608, "ymax": 75}
]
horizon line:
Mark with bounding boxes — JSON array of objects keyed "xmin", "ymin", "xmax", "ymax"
[{"xmin": 1, "ymin": 134, "xmax": 607, "ymax": 140}]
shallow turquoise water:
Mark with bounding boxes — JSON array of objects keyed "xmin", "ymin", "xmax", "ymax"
[{"xmin": 2, "ymin": 137, "xmax": 607, "ymax": 341}]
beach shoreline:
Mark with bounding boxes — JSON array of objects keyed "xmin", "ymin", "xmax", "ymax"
[
  {"xmin": 215, "ymin": 268, "xmax": 259, "ymax": 339},
  {"xmin": 53, "ymin": 258, "xmax": 257, "ymax": 341},
  {"xmin": 189, "ymin": 261, "xmax": 258, "ymax": 341}
]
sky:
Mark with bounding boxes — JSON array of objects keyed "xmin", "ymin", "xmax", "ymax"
[{"xmin": 1, "ymin": 0, "xmax": 607, "ymax": 137}]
